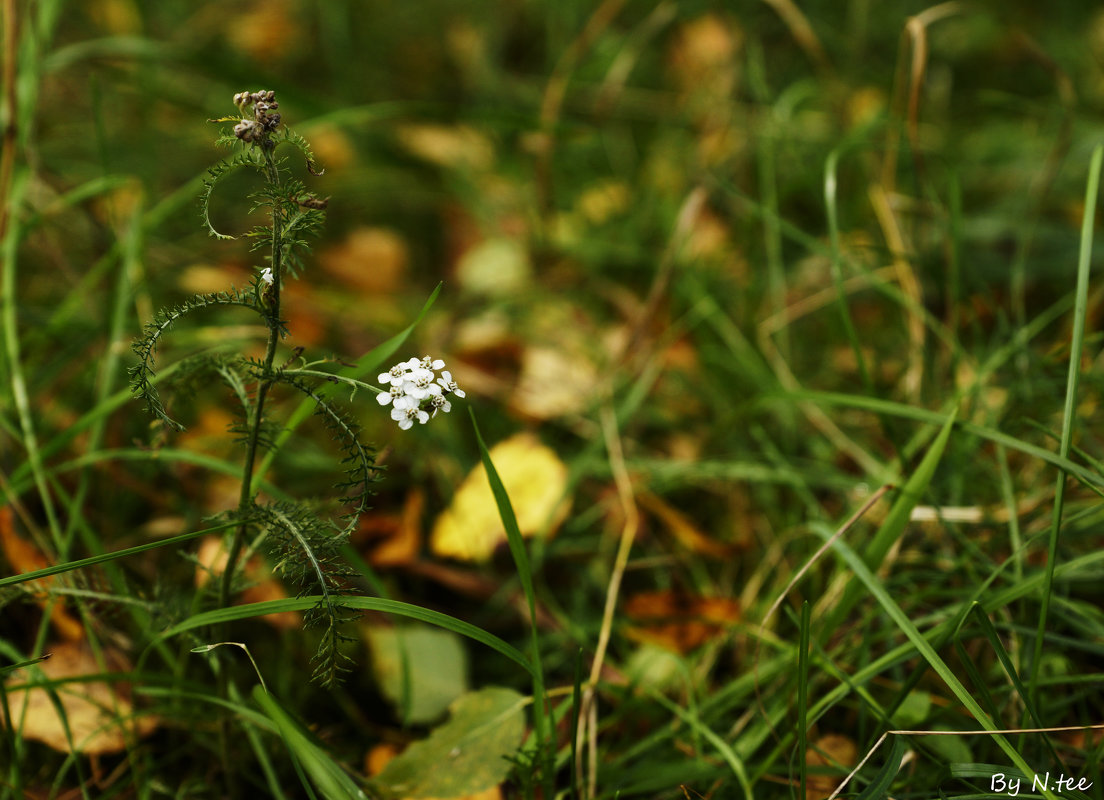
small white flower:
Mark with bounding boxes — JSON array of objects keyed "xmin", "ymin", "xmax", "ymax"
[
  {"xmin": 436, "ymin": 370, "xmax": 465, "ymax": 398},
  {"xmin": 260, "ymin": 267, "xmax": 274, "ymax": 285},
  {"xmin": 402, "ymin": 368, "xmax": 441, "ymax": 400},
  {"xmin": 376, "ymin": 385, "xmax": 404, "ymax": 407},
  {"xmin": 391, "ymin": 402, "xmax": 429, "ymax": 430},
  {"xmin": 378, "ymin": 362, "xmax": 411, "ymax": 386},
  {"xmin": 429, "ymin": 394, "xmax": 452, "ymax": 417},
  {"xmin": 378, "ymin": 356, "xmax": 462, "ymax": 431},
  {"xmin": 418, "ymin": 355, "xmax": 446, "ymax": 372}
]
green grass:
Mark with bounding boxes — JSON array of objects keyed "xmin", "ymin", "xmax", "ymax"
[{"xmin": 5, "ymin": 2, "xmax": 1104, "ymax": 799}]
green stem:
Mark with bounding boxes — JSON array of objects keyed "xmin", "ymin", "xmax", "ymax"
[
  {"xmin": 218, "ymin": 142, "xmax": 284, "ymax": 615},
  {"xmin": 213, "ymin": 139, "xmax": 286, "ymax": 799}
]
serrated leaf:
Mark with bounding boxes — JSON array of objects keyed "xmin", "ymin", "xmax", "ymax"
[
  {"xmin": 365, "ymin": 625, "xmax": 469, "ymax": 724},
  {"xmin": 375, "ymin": 687, "xmax": 525, "ymax": 799}
]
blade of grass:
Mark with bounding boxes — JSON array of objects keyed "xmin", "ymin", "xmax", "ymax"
[
  {"xmin": 797, "ymin": 600, "xmax": 811, "ymax": 800},
  {"xmin": 235, "ymin": 687, "xmax": 292, "ymax": 800},
  {"xmin": 783, "ymin": 390, "xmax": 1104, "ymax": 489},
  {"xmin": 0, "ymin": 655, "xmax": 52, "ymax": 675},
  {"xmin": 850, "ymin": 733, "xmax": 906, "ymax": 800},
  {"xmin": 570, "ymin": 647, "xmax": 583, "ymax": 800},
  {"xmin": 819, "ymin": 532, "xmax": 1058, "ymax": 800},
  {"xmin": 152, "ymin": 595, "xmax": 533, "ymax": 678},
  {"xmin": 469, "ymin": 410, "xmax": 553, "ymax": 799},
  {"xmin": 253, "ymin": 685, "xmax": 367, "ymax": 800},
  {"xmin": 969, "ymin": 605, "xmax": 1063, "ymax": 768},
  {"xmin": 0, "ymin": 523, "xmax": 233, "ymax": 589},
  {"xmin": 825, "ymin": 146, "xmax": 872, "ymax": 393},
  {"xmin": 2, "ymin": 167, "xmax": 62, "ymax": 548},
  {"xmin": 820, "ymin": 410, "xmax": 956, "ymax": 643},
  {"xmin": 1030, "ymin": 142, "xmax": 1104, "ymax": 702},
  {"xmin": 646, "ymin": 688, "xmax": 753, "ymax": 796}
]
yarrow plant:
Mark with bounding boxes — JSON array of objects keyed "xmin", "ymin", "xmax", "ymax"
[
  {"xmin": 129, "ymin": 91, "xmax": 463, "ymax": 687},
  {"xmin": 377, "ymin": 355, "xmax": 466, "ymax": 429}
]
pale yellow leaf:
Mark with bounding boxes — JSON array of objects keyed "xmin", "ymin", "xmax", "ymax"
[{"xmin": 431, "ymin": 434, "xmax": 569, "ymax": 561}]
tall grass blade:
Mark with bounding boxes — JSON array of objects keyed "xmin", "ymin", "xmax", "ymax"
[
  {"xmin": 253, "ymin": 685, "xmax": 367, "ymax": 800},
  {"xmin": 851, "ymin": 733, "xmax": 906, "ymax": 800},
  {"xmin": 821, "ymin": 410, "xmax": 956, "ymax": 642},
  {"xmin": 820, "ymin": 533, "xmax": 1058, "ymax": 800},
  {"xmin": 1030, "ymin": 142, "xmax": 1104, "ymax": 701},
  {"xmin": 469, "ymin": 410, "xmax": 553, "ymax": 796},
  {"xmin": 153, "ymin": 595, "xmax": 533, "ymax": 677},
  {"xmin": 797, "ymin": 600, "xmax": 811, "ymax": 800}
]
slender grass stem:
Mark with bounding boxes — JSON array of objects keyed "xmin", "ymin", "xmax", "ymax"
[{"xmin": 1029, "ymin": 142, "xmax": 1104, "ymax": 703}]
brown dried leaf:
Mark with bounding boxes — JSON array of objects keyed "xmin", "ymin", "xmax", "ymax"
[
  {"xmin": 4, "ymin": 642, "xmax": 157, "ymax": 755},
  {"xmin": 318, "ymin": 226, "xmax": 409, "ymax": 294},
  {"xmin": 805, "ymin": 734, "xmax": 858, "ymax": 800}
]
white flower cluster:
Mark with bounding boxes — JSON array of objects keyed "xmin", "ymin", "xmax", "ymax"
[{"xmin": 377, "ymin": 356, "xmax": 466, "ymax": 430}]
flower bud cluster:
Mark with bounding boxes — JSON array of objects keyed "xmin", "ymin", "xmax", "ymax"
[
  {"xmin": 377, "ymin": 356, "xmax": 466, "ymax": 430},
  {"xmin": 232, "ymin": 90, "xmax": 281, "ymax": 144}
]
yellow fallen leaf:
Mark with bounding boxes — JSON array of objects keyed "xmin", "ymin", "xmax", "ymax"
[
  {"xmin": 455, "ymin": 238, "xmax": 531, "ymax": 296},
  {"xmin": 431, "ymin": 433, "xmax": 570, "ymax": 561}
]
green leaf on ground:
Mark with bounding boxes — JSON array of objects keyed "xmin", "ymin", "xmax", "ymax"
[
  {"xmin": 365, "ymin": 625, "xmax": 469, "ymax": 724},
  {"xmin": 374, "ymin": 687, "xmax": 525, "ymax": 799}
]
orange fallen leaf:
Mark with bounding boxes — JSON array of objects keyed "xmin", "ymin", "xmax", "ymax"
[
  {"xmin": 805, "ymin": 734, "xmax": 857, "ymax": 800},
  {"xmin": 624, "ymin": 590, "xmax": 740, "ymax": 653},
  {"xmin": 637, "ymin": 492, "xmax": 732, "ymax": 558},
  {"xmin": 0, "ymin": 507, "xmax": 84, "ymax": 642},
  {"xmin": 224, "ymin": 0, "xmax": 303, "ymax": 65},
  {"xmin": 195, "ymin": 536, "xmax": 300, "ymax": 630},
  {"xmin": 3, "ymin": 641, "xmax": 157, "ymax": 755},
  {"xmin": 318, "ymin": 226, "xmax": 409, "ymax": 294},
  {"xmin": 359, "ymin": 489, "xmax": 424, "ymax": 567}
]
